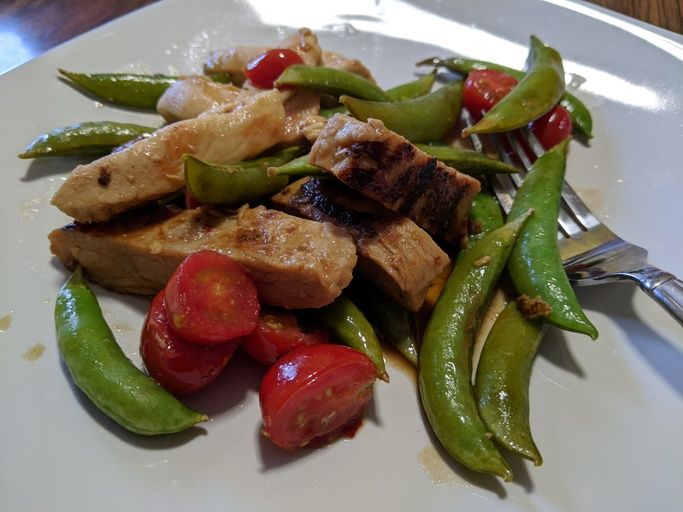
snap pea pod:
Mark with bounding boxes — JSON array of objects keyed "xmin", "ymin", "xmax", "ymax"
[
  {"xmin": 274, "ymin": 65, "xmax": 390, "ymax": 102},
  {"xmin": 419, "ymin": 55, "xmax": 593, "ymax": 139},
  {"xmin": 317, "ymin": 294, "xmax": 389, "ymax": 382},
  {"xmin": 475, "ymin": 300, "xmax": 545, "ymax": 465},
  {"xmin": 506, "ymin": 140, "xmax": 598, "ymax": 339},
  {"xmin": 59, "ymin": 70, "xmax": 230, "ymax": 109},
  {"xmin": 385, "ymin": 70, "xmax": 436, "ymax": 101},
  {"xmin": 419, "ymin": 210, "xmax": 533, "ymax": 481},
  {"xmin": 353, "ymin": 282, "xmax": 418, "ymax": 367},
  {"xmin": 341, "ymin": 81, "xmax": 462, "ymax": 143},
  {"xmin": 319, "ymin": 105, "xmax": 348, "ymax": 118},
  {"xmin": 184, "ymin": 146, "xmax": 305, "ymax": 205},
  {"xmin": 460, "ymin": 191, "xmax": 505, "ymax": 258},
  {"xmin": 18, "ymin": 121, "xmax": 155, "ymax": 159},
  {"xmin": 416, "ymin": 144, "xmax": 518, "ymax": 175},
  {"xmin": 55, "ymin": 267, "xmax": 207, "ymax": 435},
  {"xmin": 461, "ymin": 36, "xmax": 565, "ymax": 136},
  {"xmin": 267, "ymin": 155, "xmax": 326, "ymax": 177}
]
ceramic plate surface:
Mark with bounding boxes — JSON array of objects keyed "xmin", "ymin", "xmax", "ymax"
[{"xmin": 1, "ymin": 1, "xmax": 682, "ymax": 510}]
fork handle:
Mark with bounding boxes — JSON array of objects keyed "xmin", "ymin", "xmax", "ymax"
[{"xmin": 620, "ymin": 266, "xmax": 683, "ymax": 327}]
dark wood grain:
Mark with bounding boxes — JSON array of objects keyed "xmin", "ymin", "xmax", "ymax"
[{"xmin": 0, "ymin": 0, "xmax": 680, "ymax": 75}]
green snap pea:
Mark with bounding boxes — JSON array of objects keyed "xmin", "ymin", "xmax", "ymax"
[
  {"xmin": 341, "ymin": 81, "xmax": 462, "ymax": 143},
  {"xmin": 18, "ymin": 121, "xmax": 155, "ymax": 159},
  {"xmin": 419, "ymin": 54, "xmax": 593, "ymax": 139},
  {"xmin": 59, "ymin": 70, "xmax": 231, "ymax": 109},
  {"xmin": 55, "ymin": 267, "xmax": 207, "ymax": 435},
  {"xmin": 460, "ymin": 191, "xmax": 505, "ymax": 259},
  {"xmin": 475, "ymin": 300, "xmax": 545, "ymax": 466},
  {"xmin": 184, "ymin": 146, "xmax": 305, "ymax": 205},
  {"xmin": 266, "ymin": 155, "xmax": 326, "ymax": 178},
  {"xmin": 274, "ymin": 65, "xmax": 390, "ymax": 102},
  {"xmin": 419, "ymin": 210, "xmax": 533, "ymax": 481},
  {"xmin": 506, "ymin": 140, "xmax": 598, "ymax": 339},
  {"xmin": 385, "ymin": 70, "xmax": 436, "ymax": 101},
  {"xmin": 462, "ymin": 36, "xmax": 565, "ymax": 136},
  {"xmin": 317, "ymin": 293, "xmax": 389, "ymax": 382},
  {"xmin": 319, "ymin": 105, "xmax": 349, "ymax": 118},
  {"xmin": 416, "ymin": 144, "xmax": 518, "ymax": 175},
  {"xmin": 352, "ymin": 282, "xmax": 418, "ymax": 367}
]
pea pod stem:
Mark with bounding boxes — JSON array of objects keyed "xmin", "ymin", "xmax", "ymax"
[
  {"xmin": 55, "ymin": 267, "xmax": 207, "ymax": 435},
  {"xmin": 475, "ymin": 300, "xmax": 545, "ymax": 465},
  {"xmin": 19, "ymin": 121, "xmax": 155, "ymax": 159},
  {"xmin": 267, "ymin": 155, "xmax": 326, "ymax": 177},
  {"xmin": 506, "ymin": 140, "xmax": 598, "ymax": 338},
  {"xmin": 184, "ymin": 145, "xmax": 305, "ymax": 205},
  {"xmin": 317, "ymin": 293, "xmax": 389, "ymax": 382},
  {"xmin": 462, "ymin": 36, "xmax": 565, "ymax": 136},
  {"xmin": 418, "ymin": 55, "xmax": 593, "ymax": 138},
  {"xmin": 275, "ymin": 65, "xmax": 390, "ymax": 102},
  {"xmin": 341, "ymin": 81, "xmax": 462, "ymax": 143},
  {"xmin": 419, "ymin": 210, "xmax": 533, "ymax": 481}
]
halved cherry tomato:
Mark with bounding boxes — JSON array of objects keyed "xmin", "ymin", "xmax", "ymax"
[
  {"xmin": 462, "ymin": 69, "xmax": 518, "ymax": 118},
  {"xmin": 245, "ymin": 49, "xmax": 304, "ymax": 89},
  {"xmin": 530, "ymin": 105, "xmax": 573, "ymax": 150},
  {"xmin": 259, "ymin": 344, "xmax": 376, "ymax": 450},
  {"xmin": 164, "ymin": 250, "xmax": 260, "ymax": 344},
  {"xmin": 141, "ymin": 291, "xmax": 240, "ymax": 395},
  {"xmin": 242, "ymin": 308, "xmax": 329, "ymax": 365}
]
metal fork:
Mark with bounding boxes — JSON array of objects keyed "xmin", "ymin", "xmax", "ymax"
[{"xmin": 462, "ymin": 108, "xmax": 683, "ymax": 327}]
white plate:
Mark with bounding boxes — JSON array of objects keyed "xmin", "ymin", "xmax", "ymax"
[{"xmin": 1, "ymin": 1, "xmax": 682, "ymax": 510}]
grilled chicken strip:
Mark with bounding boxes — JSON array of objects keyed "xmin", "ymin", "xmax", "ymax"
[
  {"xmin": 156, "ymin": 76, "xmax": 244, "ymax": 122},
  {"xmin": 271, "ymin": 178, "xmax": 449, "ymax": 311},
  {"xmin": 49, "ymin": 205, "xmax": 357, "ymax": 309},
  {"xmin": 52, "ymin": 90, "xmax": 285, "ymax": 224},
  {"xmin": 308, "ymin": 114, "xmax": 481, "ymax": 246}
]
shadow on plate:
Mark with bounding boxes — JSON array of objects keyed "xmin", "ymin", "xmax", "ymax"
[{"xmin": 577, "ymin": 284, "xmax": 683, "ymax": 396}]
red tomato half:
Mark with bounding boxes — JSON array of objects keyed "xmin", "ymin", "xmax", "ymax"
[
  {"xmin": 141, "ymin": 291, "xmax": 240, "ymax": 395},
  {"xmin": 529, "ymin": 105, "xmax": 573, "ymax": 150},
  {"xmin": 242, "ymin": 308, "xmax": 329, "ymax": 365},
  {"xmin": 259, "ymin": 344, "xmax": 376, "ymax": 450},
  {"xmin": 245, "ymin": 49, "xmax": 304, "ymax": 89},
  {"xmin": 164, "ymin": 250, "xmax": 260, "ymax": 344},
  {"xmin": 463, "ymin": 69, "xmax": 518, "ymax": 117}
]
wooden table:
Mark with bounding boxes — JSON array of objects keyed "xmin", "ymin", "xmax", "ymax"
[{"xmin": 0, "ymin": 0, "xmax": 680, "ymax": 75}]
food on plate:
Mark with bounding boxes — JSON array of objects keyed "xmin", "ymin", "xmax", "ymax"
[
  {"xmin": 51, "ymin": 90, "xmax": 285, "ymax": 223},
  {"xmin": 18, "ymin": 121, "xmax": 155, "ymax": 159},
  {"xmin": 141, "ymin": 290, "xmax": 240, "ymax": 395},
  {"xmin": 317, "ymin": 293, "xmax": 389, "ymax": 382},
  {"xmin": 38, "ymin": 26, "xmax": 600, "ymax": 481},
  {"xmin": 48, "ymin": 204, "xmax": 357, "ymax": 308},
  {"xmin": 56, "ymin": 267, "xmax": 207, "ymax": 434},
  {"xmin": 271, "ymin": 177, "xmax": 450, "ymax": 311},
  {"xmin": 242, "ymin": 308, "xmax": 329, "ymax": 365},
  {"xmin": 164, "ymin": 250, "xmax": 260, "ymax": 344},
  {"xmin": 506, "ymin": 140, "xmax": 598, "ymax": 338},
  {"xmin": 308, "ymin": 114, "xmax": 481, "ymax": 246},
  {"xmin": 259, "ymin": 344, "xmax": 376, "ymax": 450},
  {"xmin": 475, "ymin": 299, "xmax": 545, "ymax": 466},
  {"xmin": 419, "ymin": 211, "xmax": 533, "ymax": 482},
  {"xmin": 340, "ymin": 81, "xmax": 462, "ymax": 142}
]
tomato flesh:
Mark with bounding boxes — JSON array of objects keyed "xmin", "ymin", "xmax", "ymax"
[
  {"xmin": 245, "ymin": 49, "xmax": 304, "ymax": 89},
  {"xmin": 529, "ymin": 105, "xmax": 573, "ymax": 150},
  {"xmin": 259, "ymin": 344, "xmax": 376, "ymax": 450},
  {"xmin": 141, "ymin": 291, "xmax": 240, "ymax": 395},
  {"xmin": 462, "ymin": 69, "xmax": 518, "ymax": 118},
  {"xmin": 164, "ymin": 250, "xmax": 260, "ymax": 344},
  {"xmin": 242, "ymin": 308, "xmax": 329, "ymax": 365}
]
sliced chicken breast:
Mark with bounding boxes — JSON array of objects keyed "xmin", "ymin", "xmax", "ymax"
[
  {"xmin": 49, "ymin": 205, "xmax": 357, "ymax": 309},
  {"xmin": 308, "ymin": 114, "xmax": 481, "ymax": 246},
  {"xmin": 52, "ymin": 90, "xmax": 285, "ymax": 223},
  {"xmin": 156, "ymin": 76, "xmax": 244, "ymax": 122}
]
